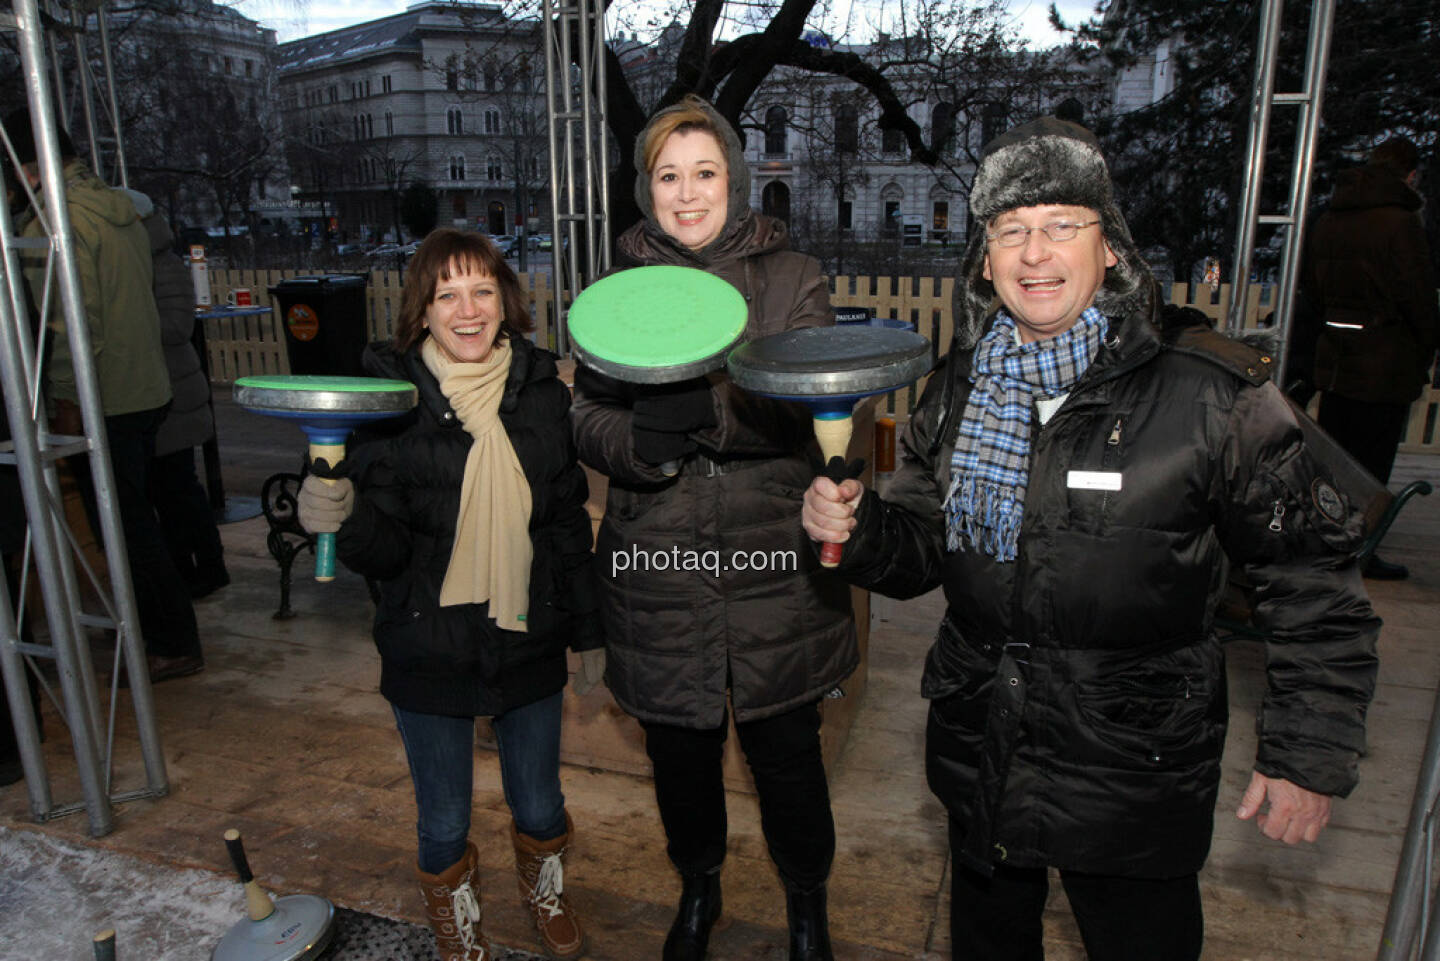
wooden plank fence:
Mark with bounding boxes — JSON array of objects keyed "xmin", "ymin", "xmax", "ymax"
[{"xmin": 206, "ymin": 270, "xmax": 1438, "ymax": 455}]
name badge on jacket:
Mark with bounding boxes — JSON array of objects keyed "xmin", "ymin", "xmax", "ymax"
[{"xmin": 1067, "ymin": 471, "xmax": 1123, "ymax": 491}]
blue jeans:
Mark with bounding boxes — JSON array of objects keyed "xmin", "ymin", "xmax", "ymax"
[{"xmin": 393, "ymin": 692, "xmax": 567, "ymax": 874}]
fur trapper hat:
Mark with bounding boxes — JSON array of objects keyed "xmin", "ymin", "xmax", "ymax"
[{"xmin": 956, "ymin": 116, "xmax": 1155, "ymax": 345}]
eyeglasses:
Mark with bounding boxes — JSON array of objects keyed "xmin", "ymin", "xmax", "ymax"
[{"xmin": 986, "ymin": 220, "xmax": 1101, "ymax": 248}]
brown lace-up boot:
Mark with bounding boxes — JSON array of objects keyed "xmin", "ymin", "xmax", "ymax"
[
  {"xmin": 511, "ymin": 813, "xmax": 586, "ymax": 959},
  {"xmin": 417, "ymin": 840, "xmax": 492, "ymax": 961}
]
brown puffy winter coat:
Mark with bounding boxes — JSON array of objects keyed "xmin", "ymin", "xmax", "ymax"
[
  {"xmin": 570, "ymin": 211, "xmax": 858, "ymax": 729},
  {"xmin": 1302, "ymin": 163, "xmax": 1439, "ymax": 404}
]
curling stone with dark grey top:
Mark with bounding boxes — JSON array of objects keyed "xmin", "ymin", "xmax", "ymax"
[{"xmin": 727, "ymin": 324, "xmax": 933, "ymax": 566}]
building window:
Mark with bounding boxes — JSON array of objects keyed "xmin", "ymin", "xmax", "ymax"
[
  {"xmin": 932, "ymin": 102, "xmax": 955, "ymax": 153},
  {"xmin": 366, "ymin": 114, "xmax": 374, "ymax": 138},
  {"xmin": 484, "ymin": 110, "xmax": 500, "ymax": 134},
  {"xmin": 353, "ymin": 115, "xmax": 361, "ymax": 140},
  {"xmin": 528, "ymin": 155, "xmax": 540, "ymax": 180},
  {"xmin": 933, "ymin": 200, "xmax": 949, "ymax": 231},
  {"xmin": 764, "ymin": 106, "xmax": 787, "ymax": 156},
  {"xmin": 882, "ymin": 126, "xmax": 904, "ymax": 154},
  {"xmin": 245, "ymin": 59, "xmax": 253, "ymax": 77},
  {"xmin": 351, "ymin": 81, "xmax": 358, "ymax": 99},
  {"xmin": 450, "ymin": 156, "xmax": 466, "ymax": 181},
  {"xmin": 447, "ymin": 107, "xmax": 464, "ymax": 135},
  {"xmin": 328, "ymin": 85, "xmax": 338, "ymax": 103},
  {"xmin": 224, "ymin": 56, "xmax": 233, "ymax": 74},
  {"xmin": 836, "ymin": 103, "xmax": 858, "ymax": 154},
  {"xmin": 446, "ymin": 68, "xmax": 458, "ymax": 91},
  {"xmin": 365, "ymin": 78, "xmax": 372, "ymax": 97},
  {"xmin": 839, "ymin": 198, "xmax": 853, "ymax": 230},
  {"xmin": 484, "ymin": 67, "xmax": 496, "ymax": 91},
  {"xmin": 487, "ymin": 157, "xmax": 503, "ymax": 182},
  {"xmin": 385, "ymin": 111, "xmax": 394, "ymax": 136},
  {"xmin": 382, "ymin": 74, "xmax": 392, "ymax": 93}
]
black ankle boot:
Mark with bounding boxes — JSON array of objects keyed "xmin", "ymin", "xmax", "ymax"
[
  {"xmin": 785, "ymin": 884, "xmax": 834, "ymax": 961},
  {"xmin": 662, "ymin": 871, "xmax": 722, "ymax": 961}
]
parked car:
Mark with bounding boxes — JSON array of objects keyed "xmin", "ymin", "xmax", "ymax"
[
  {"xmin": 529, "ymin": 232, "xmax": 552, "ymax": 252},
  {"xmin": 488, "ymin": 234, "xmax": 519, "ymax": 256}
]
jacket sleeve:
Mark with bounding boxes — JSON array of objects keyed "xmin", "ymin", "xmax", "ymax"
[
  {"xmin": 829, "ymin": 360, "xmax": 953, "ymax": 599},
  {"xmin": 1215, "ymin": 380, "xmax": 1380, "ymax": 797},
  {"xmin": 334, "ymin": 447, "xmax": 415, "ymax": 583},
  {"xmin": 546, "ymin": 387, "xmax": 603, "ymax": 651},
  {"xmin": 571, "ymin": 363, "xmax": 675, "ymax": 486},
  {"xmin": 695, "ymin": 253, "xmax": 831, "ymax": 456},
  {"xmin": 1395, "ymin": 211, "xmax": 1439, "ymax": 364}
]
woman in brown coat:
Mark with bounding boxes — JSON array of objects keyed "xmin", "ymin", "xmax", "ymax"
[{"xmin": 570, "ymin": 96, "xmax": 856, "ymax": 961}]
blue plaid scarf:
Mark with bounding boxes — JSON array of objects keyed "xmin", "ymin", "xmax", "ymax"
[{"xmin": 943, "ymin": 307, "xmax": 1109, "ymax": 562}]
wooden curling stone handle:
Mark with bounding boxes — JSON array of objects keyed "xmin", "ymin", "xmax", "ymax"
[{"xmin": 812, "ymin": 414, "xmax": 854, "ymax": 568}]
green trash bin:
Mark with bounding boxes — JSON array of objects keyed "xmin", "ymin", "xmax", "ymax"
[{"xmin": 269, "ymin": 274, "xmax": 369, "ymax": 376}]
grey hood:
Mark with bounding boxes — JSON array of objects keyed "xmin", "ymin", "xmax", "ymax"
[{"xmin": 631, "ymin": 96, "xmax": 753, "ymax": 259}]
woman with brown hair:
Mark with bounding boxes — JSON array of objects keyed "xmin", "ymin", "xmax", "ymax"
[
  {"xmin": 571, "ymin": 96, "xmax": 856, "ymax": 961},
  {"xmin": 298, "ymin": 228, "xmax": 603, "ymax": 961}
]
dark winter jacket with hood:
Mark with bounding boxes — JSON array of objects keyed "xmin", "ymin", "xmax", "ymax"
[
  {"xmin": 1302, "ymin": 162, "xmax": 1439, "ymax": 404},
  {"xmin": 833, "ymin": 118, "xmax": 1379, "ymax": 879},
  {"xmin": 570, "ymin": 98, "xmax": 857, "ymax": 729},
  {"xmin": 334, "ymin": 335, "xmax": 600, "ymax": 717},
  {"xmin": 130, "ymin": 195, "xmax": 214, "ymax": 455}
]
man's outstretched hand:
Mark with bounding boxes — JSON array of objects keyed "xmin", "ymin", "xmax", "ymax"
[{"xmin": 1236, "ymin": 771, "xmax": 1331, "ymax": 844}]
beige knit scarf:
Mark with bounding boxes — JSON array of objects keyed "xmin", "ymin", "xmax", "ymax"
[{"xmin": 423, "ymin": 336, "xmax": 533, "ymax": 632}]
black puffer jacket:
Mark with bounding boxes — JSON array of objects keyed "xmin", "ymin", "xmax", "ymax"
[
  {"xmin": 837, "ymin": 305, "xmax": 1379, "ymax": 879},
  {"xmin": 571, "ymin": 213, "xmax": 857, "ymax": 729},
  {"xmin": 335, "ymin": 336, "xmax": 599, "ymax": 717},
  {"xmin": 1302, "ymin": 163, "xmax": 1439, "ymax": 404}
]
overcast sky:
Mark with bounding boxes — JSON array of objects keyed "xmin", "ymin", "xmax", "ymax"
[{"xmin": 229, "ymin": 0, "xmax": 1099, "ymax": 49}]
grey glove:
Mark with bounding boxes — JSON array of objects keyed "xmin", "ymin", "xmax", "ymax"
[
  {"xmin": 297, "ymin": 473, "xmax": 354, "ymax": 534},
  {"xmin": 573, "ymin": 648, "xmax": 606, "ymax": 696}
]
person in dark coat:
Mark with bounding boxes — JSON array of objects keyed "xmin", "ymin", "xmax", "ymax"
[
  {"xmin": 804, "ymin": 117, "xmax": 1380, "ymax": 961},
  {"xmin": 297, "ymin": 228, "xmax": 601, "ymax": 961},
  {"xmin": 570, "ymin": 95, "xmax": 857, "ymax": 961},
  {"xmin": 127, "ymin": 190, "xmax": 229, "ymax": 599},
  {"xmin": 1298, "ymin": 136, "xmax": 1438, "ymax": 579},
  {"xmin": 9, "ymin": 106, "xmax": 203, "ymax": 684}
]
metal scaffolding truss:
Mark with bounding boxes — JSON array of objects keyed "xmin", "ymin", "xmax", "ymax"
[
  {"xmin": 1226, "ymin": 0, "xmax": 1334, "ymax": 391},
  {"xmin": 1, "ymin": 0, "xmax": 166, "ymax": 837},
  {"xmin": 542, "ymin": 0, "xmax": 611, "ymax": 354}
]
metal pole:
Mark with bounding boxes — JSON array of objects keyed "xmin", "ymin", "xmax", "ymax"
[
  {"xmin": 576, "ymin": 2, "xmax": 597, "ymax": 282},
  {"xmin": 589, "ymin": 0, "xmax": 611, "ymax": 277},
  {"xmin": 96, "ymin": 7, "xmax": 128, "ymax": 187},
  {"xmin": 68, "ymin": 4, "xmax": 103, "ymax": 177},
  {"xmin": 11, "ymin": 0, "xmax": 169, "ymax": 832},
  {"xmin": 1227, "ymin": 0, "xmax": 1284, "ymax": 333},
  {"xmin": 541, "ymin": 0, "xmax": 565, "ymax": 348},
  {"xmin": 1267, "ymin": 0, "xmax": 1333, "ymax": 390},
  {"xmin": 1377, "ymin": 685, "xmax": 1440, "ymax": 960}
]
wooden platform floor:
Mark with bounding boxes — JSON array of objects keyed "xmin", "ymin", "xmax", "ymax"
[{"xmin": 1, "ymin": 396, "xmax": 1437, "ymax": 961}]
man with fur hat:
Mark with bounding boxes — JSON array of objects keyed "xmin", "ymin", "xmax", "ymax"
[{"xmin": 803, "ymin": 117, "xmax": 1379, "ymax": 958}]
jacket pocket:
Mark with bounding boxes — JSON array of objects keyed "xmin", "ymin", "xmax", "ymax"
[
  {"xmin": 1074, "ymin": 643, "xmax": 1224, "ymax": 770},
  {"xmin": 921, "ymin": 618, "xmax": 997, "ymax": 741}
]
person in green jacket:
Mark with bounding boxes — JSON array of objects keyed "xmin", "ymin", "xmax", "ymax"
[{"xmin": 9, "ymin": 106, "xmax": 203, "ymax": 683}]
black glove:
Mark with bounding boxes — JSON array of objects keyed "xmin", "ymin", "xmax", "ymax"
[
  {"xmin": 631, "ymin": 378, "xmax": 715, "ymax": 466},
  {"xmin": 632, "ymin": 378, "xmax": 717, "ymax": 433},
  {"xmin": 633, "ymin": 426, "xmax": 695, "ymax": 466}
]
